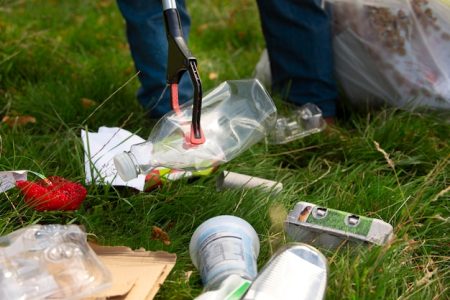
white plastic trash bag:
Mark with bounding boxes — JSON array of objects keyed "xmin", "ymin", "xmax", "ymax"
[{"xmin": 328, "ymin": 0, "xmax": 450, "ymax": 110}]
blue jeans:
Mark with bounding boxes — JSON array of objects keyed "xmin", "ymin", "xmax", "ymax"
[
  {"xmin": 117, "ymin": 0, "xmax": 193, "ymax": 118},
  {"xmin": 117, "ymin": 0, "xmax": 337, "ymax": 117}
]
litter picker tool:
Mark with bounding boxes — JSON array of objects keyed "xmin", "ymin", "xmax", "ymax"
[{"xmin": 162, "ymin": 0, "xmax": 204, "ymax": 145}]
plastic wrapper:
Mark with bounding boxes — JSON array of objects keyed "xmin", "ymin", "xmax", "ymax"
[
  {"xmin": 0, "ymin": 225, "xmax": 111, "ymax": 300},
  {"xmin": 114, "ymin": 79, "xmax": 277, "ymax": 181},
  {"xmin": 328, "ymin": 0, "xmax": 450, "ymax": 110}
]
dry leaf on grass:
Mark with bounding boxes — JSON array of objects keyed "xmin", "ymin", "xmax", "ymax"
[
  {"xmin": 197, "ymin": 23, "xmax": 209, "ymax": 33},
  {"xmin": 2, "ymin": 115, "xmax": 36, "ymax": 127},
  {"xmin": 208, "ymin": 72, "xmax": 218, "ymax": 80},
  {"xmin": 81, "ymin": 98, "xmax": 98, "ymax": 109},
  {"xmin": 184, "ymin": 271, "xmax": 193, "ymax": 283},
  {"xmin": 151, "ymin": 226, "xmax": 171, "ymax": 245}
]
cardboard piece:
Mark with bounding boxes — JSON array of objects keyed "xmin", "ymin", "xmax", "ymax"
[{"xmin": 84, "ymin": 243, "xmax": 177, "ymax": 300}]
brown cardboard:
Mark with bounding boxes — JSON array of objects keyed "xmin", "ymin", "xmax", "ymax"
[{"xmin": 84, "ymin": 243, "xmax": 177, "ymax": 300}]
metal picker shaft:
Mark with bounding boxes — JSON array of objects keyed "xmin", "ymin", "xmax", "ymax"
[{"xmin": 162, "ymin": 0, "xmax": 205, "ymax": 145}]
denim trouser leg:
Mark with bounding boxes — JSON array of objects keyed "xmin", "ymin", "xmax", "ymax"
[
  {"xmin": 117, "ymin": 0, "xmax": 193, "ymax": 118},
  {"xmin": 256, "ymin": 0, "xmax": 338, "ymax": 117}
]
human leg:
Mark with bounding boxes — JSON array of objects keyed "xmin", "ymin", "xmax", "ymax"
[
  {"xmin": 117, "ymin": 0, "xmax": 193, "ymax": 118},
  {"xmin": 256, "ymin": 0, "xmax": 337, "ymax": 117}
]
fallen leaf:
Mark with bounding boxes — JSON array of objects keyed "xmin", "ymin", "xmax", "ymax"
[
  {"xmin": 197, "ymin": 23, "xmax": 209, "ymax": 33},
  {"xmin": 416, "ymin": 259, "xmax": 437, "ymax": 286},
  {"xmin": 81, "ymin": 98, "xmax": 98, "ymax": 109},
  {"xmin": 2, "ymin": 115, "xmax": 36, "ymax": 127},
  {"xmin": 151, "ymin": 226, "xmax": 171, "ymax": 245},
  {"xmin": 96, "ymin": 0, "xmax": 112, "ymax": 8},
  {"xmin": 208, "ymin": 72, "xmax": 218, "ymax": 80},
  {"xmin": 237, "ymin": 31, "xmax": 247, "ymax": 39},
  {"xmin": 184, "ymin": 271, "xmax": 193, "ymax": 283}
]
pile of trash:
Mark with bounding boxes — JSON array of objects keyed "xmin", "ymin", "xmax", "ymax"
[{"xmin": 1, "ymin": 79, "xmax": 394, "ymax": 299}]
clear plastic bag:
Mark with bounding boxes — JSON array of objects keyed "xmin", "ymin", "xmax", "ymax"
[
  {"xmin": 0, "ymin": 225, "xmax": 111, "ymax": 300},
  {"xmin": 328, "ymin": 0, "xmax": 450, "ymax": 110},
  {"xmin": 114, "ymin": 79, "xmax": 277, "ymax": 181}
]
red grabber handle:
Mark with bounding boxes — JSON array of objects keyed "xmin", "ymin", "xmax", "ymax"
[{"xmin": 163, "ymin": 1, "xmax": 205, "ymax": 145}]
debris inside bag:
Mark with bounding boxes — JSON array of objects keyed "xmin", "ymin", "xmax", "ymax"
[{"xmin": 328, "ymin": 0, "xmax": 450, "ymax": 110}]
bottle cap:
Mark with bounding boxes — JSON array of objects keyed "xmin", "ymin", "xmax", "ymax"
[{"xmin": 113, "ymin": 152, "xmax": 138, "ymax": 181}]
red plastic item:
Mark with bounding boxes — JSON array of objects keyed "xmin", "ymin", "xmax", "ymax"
[{"xmin": 16, "ymin": 176, "xmax": 87, "ymax": 211}]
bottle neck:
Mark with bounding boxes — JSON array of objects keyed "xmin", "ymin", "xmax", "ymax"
[{"xmin": 128, "ymin": 142, "xmax": 157, "ymax": 173}]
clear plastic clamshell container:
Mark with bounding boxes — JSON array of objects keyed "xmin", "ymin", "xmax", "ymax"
[
  {"xmin": 0, "ymin": 225, "xmax": 111, "ymax": 300},
  {"xmin": 267, "ymin": 103, "xmax": 326, "ymax": 145}
]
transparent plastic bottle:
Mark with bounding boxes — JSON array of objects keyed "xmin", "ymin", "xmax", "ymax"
[{"xmin": 114, "ymin": 79, "xmax": 277, "ymax": 181}]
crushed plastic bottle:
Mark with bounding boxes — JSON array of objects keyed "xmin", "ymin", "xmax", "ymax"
[{"xmin": 114, "ymin": 79, "xmax": 277, "ymax": 181}]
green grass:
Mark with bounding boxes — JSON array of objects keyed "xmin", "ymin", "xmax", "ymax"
[{"xmin": 1, "ymin": 0, "xmax": 449, "ymax": 299}]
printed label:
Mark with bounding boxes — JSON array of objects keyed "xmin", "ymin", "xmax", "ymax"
[
  {"xmin": 305, "ymin": 207, "xmax": 373, "ymax": 236},
  {"xmin": 200, "ymin": 235, "xmax": 245, "ymax": 273}
]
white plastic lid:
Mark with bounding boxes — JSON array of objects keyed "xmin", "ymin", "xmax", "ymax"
[{"xmin": 113, "ymin": 152, "xmax": 138, "ymax": 181}]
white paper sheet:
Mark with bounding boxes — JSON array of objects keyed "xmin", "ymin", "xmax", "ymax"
[{"xmin": 81, "ymin": 127, "xmax": 147, "ymax": 191}]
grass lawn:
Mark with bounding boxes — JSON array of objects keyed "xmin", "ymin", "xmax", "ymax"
[{"xmin": 1, "ymin": 0, "xmax": 449, "ymax": 299}]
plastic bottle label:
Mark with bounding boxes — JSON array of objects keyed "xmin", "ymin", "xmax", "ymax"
[
  {"xmin": 198, "ymin": 233, "xmax": 256, "ymax": 286},
  {"xmin": 200, "ymin": 235, "xmax": 245, "ymax": 272}
]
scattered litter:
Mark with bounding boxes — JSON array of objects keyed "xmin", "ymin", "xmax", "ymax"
[
  {"xmin": 216, "ymin": 171, "xmax": 283, "ymax": 194},
  {"xmin": 81, "ymin": 126, "xmax": 216, "ymax": 191},
  {"xmin": 285, "ymin": 202, "xmax": 394, "ymax": 249},
  {"xmin": 0, "ymin": 225, "xmax": 111, "ymax": 300}
]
